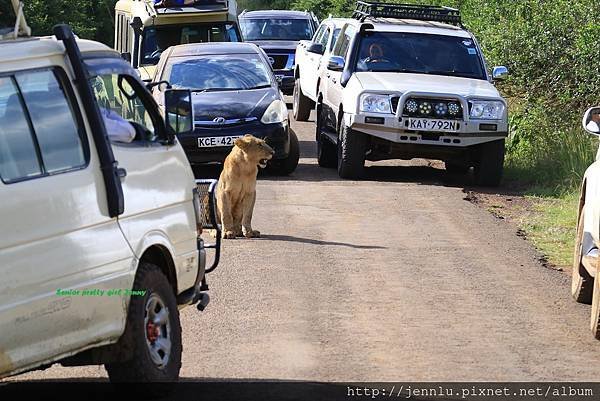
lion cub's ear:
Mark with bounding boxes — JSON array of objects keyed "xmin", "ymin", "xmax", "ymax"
[{"xmin": 234, "ymin": 136, "xmax": 252, "ymax": 150}]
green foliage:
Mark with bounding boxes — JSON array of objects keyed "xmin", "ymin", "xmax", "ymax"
[{"xmin": 17, "ymin": 0, "xmax": 116, "ymax": 43}]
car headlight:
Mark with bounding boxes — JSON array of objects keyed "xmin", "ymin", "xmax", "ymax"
[
  {"xmin": 261, "ymin": 99, "xmax": 288, "ymax": 124},
  {"xmin": 469, "ymin": 100, "xmax": 505, "ymax": 120},
  {"xmin": 360, "ymin": 94, "xmax": 392, "ymax": 114}
]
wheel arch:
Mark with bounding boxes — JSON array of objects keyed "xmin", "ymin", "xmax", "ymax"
[{"xmin": 139, "ymin": 244, "xmax": 178, "ymax": 295}]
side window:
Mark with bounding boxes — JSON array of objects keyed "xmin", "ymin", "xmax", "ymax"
[
  {"xmin": 318, "ymin": 28, "xmax": 330, "ymax": 47},
  {"xmin": 313, "ymin": 24, "xmax": 326, "ymax": 43},
  {"xmin": 0, "ymin": 68, "xmax": 87, "ymax": 183},
  {"xmin": 330, "ymin": 28, "xmax": 341, "ymax": 51},
  {"xmin": 334, "ymin": 26, "xmax": 355, "ymax": 58},
  {"xmin": 0, "ymin": 77, "xmax": 42, "ymax": 182},
  {"xmin": 92, "ymin": 73, "xmax": 158, "ymax": 142}
]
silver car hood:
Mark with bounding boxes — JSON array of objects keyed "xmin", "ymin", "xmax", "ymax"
[{"xmin": 354, "ymin": 72, "xmax": 501, "ymax": 99}]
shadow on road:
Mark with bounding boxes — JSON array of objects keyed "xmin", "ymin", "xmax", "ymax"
[
  {"xmin": 259, "ymin": 234, "xmax": 387, "ymax": 249},
  {"xmin": 0, "ymin": 379, "xmax": 449, "ymax": 401}
]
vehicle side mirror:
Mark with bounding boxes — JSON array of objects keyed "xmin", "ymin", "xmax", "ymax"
[
  {"xmin": 164, "ymin": 89, "xmax": 194, "ymax": 139},
  {"xmin": 307, "ymin": 43, "xmax": 324, "ymax": 55},
  {"xmin": 583, "ymin": 107, "xmax": 600, "ymax": 135},
  {"xmin": 327, "ymin": 56, "xmax": 345, "ymax": 71},
  {"xmin": 120, "ymin": 52, "xmax": 132, "ymax": 63},
  {"xmin": 146, "ymin": 80, "xmax": 171, "ymax": 92},
  {"xmin": 492, "ymin": 66, "xmax": 508, "ymax": 80}
]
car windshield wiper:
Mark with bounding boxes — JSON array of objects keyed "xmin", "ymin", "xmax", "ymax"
[
  {"xmin": 247, "ymin": 84, "xmax": 272, "ymax": 90},
  {"xmin": 368, "ymin": 68, "xmax": 424, "ymax": 74},
  {"xmin": 425, "ymin": 70, "xmax": 479, "ymax": 79},
  {"xmin": 192, "ymin": 88, "xmax": 241, "ymax": 93}
]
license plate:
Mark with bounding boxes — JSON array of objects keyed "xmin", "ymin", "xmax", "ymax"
[
  {"xmin": 198, "ymin": 135, "xmax": 242, "ymax": 148},
  {"xmin": 407, "ymin": 118, "xmax": 460, "ymax": 132}
]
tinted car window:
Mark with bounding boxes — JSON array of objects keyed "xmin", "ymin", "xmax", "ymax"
[
  {"xmin": 355, "ymin": 32, "xmax": 486, "ymax": 80},
  {"xmin": 240, "ymin": 18, "xmax": 314, "ymax": 41},
  {"xmin": 142, "ymin": 23, "xmax": 241, "ymax": 65},
  {"xmin": 164, "ymin": 54, "xmax": 272, "ymax": 91},
  {"xmin": 17, "ymin": 70, "xmax": 85, "ymax": 173},
  {"xmin": 0, "ymin": 77, "xmax": 42, "ymax": 182},
  {"xmin": 0, "ymin": 68, "xmax": 87, "ymax": 183}
]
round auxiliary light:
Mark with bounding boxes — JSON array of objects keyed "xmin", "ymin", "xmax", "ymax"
[
  {"xmin": 404, "ymin": 99, "xmax": 419, "ymax": 114},
  {"xmin": 448, "ymin": 102, "xmax": 461, "ymax": 116},
  {"xmin": 419, "ymin": 101, "xmax": 432, "ymax": 115},
  {"xmin": 434, "ymin": 102, "xmax": 448, "ymax": 116},
  {"xmin": 405, "ymin": 99, "xmax": 418, "ymax": 114}
]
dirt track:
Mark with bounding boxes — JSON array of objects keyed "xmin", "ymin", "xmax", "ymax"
[{"xmin": 10, "ymin": 109, "xmax": 600, "ymax": 383}]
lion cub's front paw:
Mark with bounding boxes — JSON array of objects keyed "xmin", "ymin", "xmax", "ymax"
[
  {"xmin": 223, "ymin": 230, "xmax": 237, "ymax": 239},
  {"xmin": 244, "ymin": 229, "xmax": 261, "ymax": 238}
]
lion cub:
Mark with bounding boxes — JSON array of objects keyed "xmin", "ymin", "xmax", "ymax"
[{"xmin": 216, "ymin": 135, "xmax": 274, "ymax": 239}]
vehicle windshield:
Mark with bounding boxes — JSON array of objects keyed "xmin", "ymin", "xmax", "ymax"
[
  {"xmin": 240, "ymin": 18, "xmax": 314, "ymax": 41},
  {"xmin": 355, "ymin": 32, "xmax": 486, "ymax": 80},
  {"xmin": 163, "ymin": 54, "xmax": 272, "ymax": 91},
  {"xmin": 141, "ymin": 23, "xmax": 241, "ymax": 65}
]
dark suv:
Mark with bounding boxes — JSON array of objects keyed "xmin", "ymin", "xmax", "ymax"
[{"xmin": 239, "ymin": 10, "xmax": 318, "ymax": 95}]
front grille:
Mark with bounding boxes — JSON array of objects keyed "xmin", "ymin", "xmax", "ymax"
[
  {"xmin": 394, "ymin": 97, "xmax": 464, "ymax": 120},
  {"xmin": 269, "ymin": 54, "xmax": 291, "ymax": 70}
]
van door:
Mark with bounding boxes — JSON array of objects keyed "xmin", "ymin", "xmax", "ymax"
[
  {"xmin": 86, "ymin": 57, "xmax": 199, "ymax": 294},
  {"xmin": 0, "ymin": 67, "xmax": 134, "ymax": 376}
]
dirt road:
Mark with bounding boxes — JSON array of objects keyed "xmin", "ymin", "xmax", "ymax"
[{"xmin": 11, "ymin": 110, "xmax": 600, "ymax": 383}]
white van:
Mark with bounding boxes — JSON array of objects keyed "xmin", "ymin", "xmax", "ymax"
[
  {"xmin": 0, "ymin": 1, "xmax": 220, "ymax": 389},
  {"xmin": 114, "ymin": 0, "xmax": 242, "ymax": 80}
]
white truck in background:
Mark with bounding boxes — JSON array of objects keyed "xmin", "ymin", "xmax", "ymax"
[{"xmin": 293, "ymin": 17, "xmax": 350, "ymax": 121}]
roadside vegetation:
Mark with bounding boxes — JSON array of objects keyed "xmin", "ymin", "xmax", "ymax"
[{"xmin": 2, "ymin": 0, "xmax": 598, "ymax": 267}]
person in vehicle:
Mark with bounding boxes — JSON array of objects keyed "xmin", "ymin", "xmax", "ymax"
[{"xmin": 587, "ymin": 109, "xmax": 600, "ymax": 133}]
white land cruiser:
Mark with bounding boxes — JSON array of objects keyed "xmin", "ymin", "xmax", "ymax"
[
  {"xmin": 315, "ymin": 2, "xmax": 509, "ymax": 186},
  {"xmin": 0, "ymin": 1, "xmax": 220, "ymax": 389}
]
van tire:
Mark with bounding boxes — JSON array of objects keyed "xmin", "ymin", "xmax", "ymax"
[
  {"xmin": 105, "ymin": 262, "xmax": 182, "ymax": 395},
  {"xmin": 337, "ymin": 124, "xmax": 366, "ymax": 179},
  {"xmin": 474, "ymin": 139, "xmax": 504, "ymax": 187},
  {"xmin": 293, "ymin": 79, "xmax": 313, "ymax": 122}
]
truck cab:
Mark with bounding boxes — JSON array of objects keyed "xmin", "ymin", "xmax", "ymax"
[{"xmin": 114, "ymin": 0, "xmax": 242, "ymax": 80}]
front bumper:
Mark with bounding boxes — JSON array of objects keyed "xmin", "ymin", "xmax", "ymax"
[
  {"xmin": 350, "ymin": 91, "xmax": 508, "ymax": 147},
  {"xmin": 178, "ymin": 121, "xmax": 290, "ymax": 164},
  {"xmin": 349, "ymin": 113, "xmax": 508, "ymax": 147}
]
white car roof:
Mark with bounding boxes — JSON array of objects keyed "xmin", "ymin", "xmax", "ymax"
[
  {"xmin": 321, "ymin": 17, "xmax": 355, "ymax": 29},
  {"xmin": 346, "ymin": 18, "xmax": 471, "ymax": 38},
  {"xmin": 0, "ymin": 36, "xmax": 116, "ymax": 64}
]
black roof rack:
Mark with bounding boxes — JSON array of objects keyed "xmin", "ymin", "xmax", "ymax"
[{"xmin": 352, "ymin": 1, "xmax": 461, "ymax": 25}]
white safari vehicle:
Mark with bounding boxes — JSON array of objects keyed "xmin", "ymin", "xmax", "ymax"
[
  {"xmin": 114, "ymin": 0, "xmax": 242, "ymax": 80},
  {"xmin": 0, "ymin": 0, "xmax": 220, "ymax": 388},
  {"xmin": 314, "ymin": 2, "xmax": 509, "ymax": 185},
  {"xmin": 572, "ymin": 106, "xmax": 600, "ymax": 340},
  {"xmin": 293, "ymin": 17, "xmax": 352, "ymax": 121}
]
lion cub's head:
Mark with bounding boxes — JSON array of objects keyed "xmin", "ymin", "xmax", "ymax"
[{"xmin": 234, "ymin": 135, "xmax": 275, "ymax": 168}]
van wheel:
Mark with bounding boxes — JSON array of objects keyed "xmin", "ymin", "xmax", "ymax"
[
  {"xmin": 292, "ymin": 79, "xmax": 313, "ymax": 122},
  {"xmin": 573, "ymin": 209, "xmax": 594, "ymax": 304},
  {"xmin": 105, "ymin": 262, "xmax": 182, "ymax": 394},
  {"xmin": 473, "ymin": 139, "xmax": 504, "ymax": 187},
  {"xmin": 337, "ymin": 124, "xmax": 366, "ymax": 179},
  {"xmin": 268, "ymin": 130, "xmax": 300, "ymax": 175}
]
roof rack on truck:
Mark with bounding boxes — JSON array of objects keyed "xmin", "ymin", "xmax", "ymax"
[
  {"xmin": 352, "ymin": 1, "xmax": 461, "ymax": 26},
  {"xmin": 147, "ymin": 0, "xmax": 234, "ymax": 16},
  {"xmin": 0, "ymin": 0, "xmax": 31, "ymax": 41}
]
